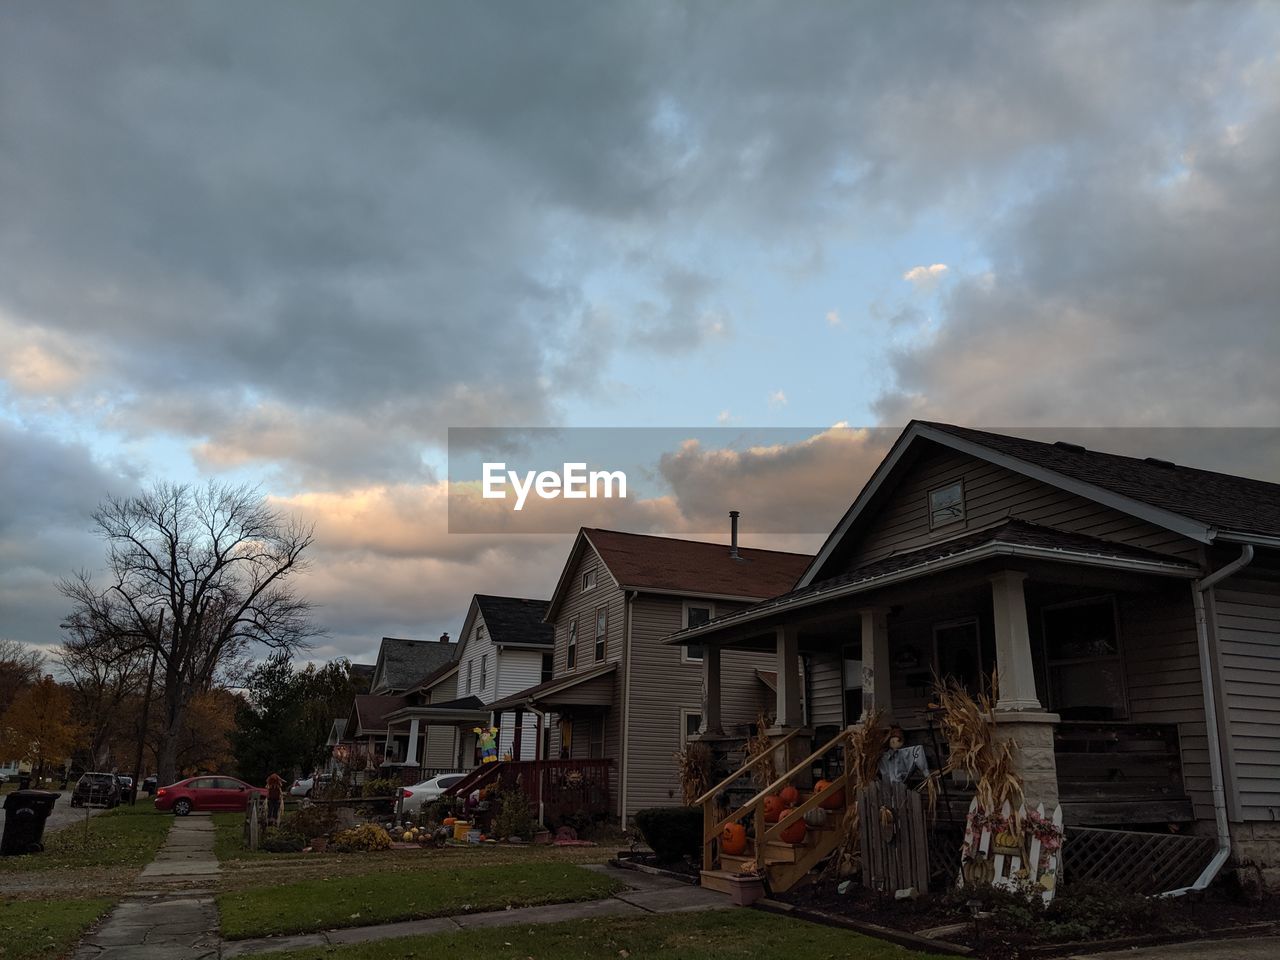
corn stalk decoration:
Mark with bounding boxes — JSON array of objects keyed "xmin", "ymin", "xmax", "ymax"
[
  {"xmin": 673, "ymin": 739, "xmax": 713, "ymax": 805},
  {"xmin": 824, "ymin": 708, "xmax": 890, "ymax": 880},
  {"xmin": 741, "ymin": 712, "xmax": 777, "ymax": 788}
]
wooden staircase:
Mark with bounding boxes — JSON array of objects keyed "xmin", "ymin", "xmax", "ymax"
[{"xmin": 698, "ymin": 728, "xmax": 854, "ymax": 895}]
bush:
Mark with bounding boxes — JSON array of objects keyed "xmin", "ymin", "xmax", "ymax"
[
  {"xmin": 362, "ymin": 777, "xmax": 401, "ymax": 798},
  {"xmin": 492, "ymin": 788, "xmax": 534, "ymax": 840},
  {"xmin": 259, "ymin": 826, "xmax": 306, "ymax": 853},
  {"xmin": 331, "ymin": 823, "xmax": 392, "ymax": 852},
  {"xmin": 634, "ymin": 806, "xmax": 701, "ymax": 863},
  {"xmin": 282, "ymin": 806, "xmax": 337, "ymax": 840}
]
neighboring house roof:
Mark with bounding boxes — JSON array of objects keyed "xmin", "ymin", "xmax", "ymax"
[
  {"xmin": 546, "ymin": 527, "xmax": 812, "ymax": 618},
  {"xmin": 348, "ymin": 694, "xmax": 407, "ymax": 735},
  {"xmin": 371, "ymin": 637, "xmax": 458, "ymax": 694},
  {"xmin": 405, "ymin": 660, "xmax": 460, "ymax": 697},
  {"xmin": 667, "ymin": 519, "xmax": 1199, "ymax": 646},
  {"xmin": 474, "ymin": 595, "xmax": 554, "ymax": 647},
  {"xmin": 326, "ymin": 718, "xmax": 347, "ymax": 745},
  {"xmin": 801, "ymin": 421, "xmax": 1280, "ymax": 587},
  {"xmin": 384, "ymin": 694, "xmax": 489, "ymax": 725},
  {"xmin": 489, "ymin": 661, "xmax": 618, "ymax": 710}
]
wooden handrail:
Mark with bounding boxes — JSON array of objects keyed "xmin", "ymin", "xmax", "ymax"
[
  {"xmin": 694, "ymin": 727, "xmax": 803, "ymax": 806},
  {"xmin": 704, "ymin": 728, "xmax": 852, "ymax": 843},
  {"xmin": 766, "ymin": 770, "xmax": 849, "ymax": 843}
]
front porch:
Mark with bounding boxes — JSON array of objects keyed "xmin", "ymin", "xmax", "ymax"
[{"xmin": 381, "ymin": 696, "xmax": 491, "ymax": 784}]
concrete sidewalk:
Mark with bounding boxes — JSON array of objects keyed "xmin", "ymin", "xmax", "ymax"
[
  {"xmin": 221, "ymin": 863, "xmax": 731, "ymax": 957},
  {"xmin": 1072, "ymin": 936, "xmax": 1280, "ymax": 960},
  {"xmin": 74, "ymin": 813, "xmax": 221, "ymax": 960}
]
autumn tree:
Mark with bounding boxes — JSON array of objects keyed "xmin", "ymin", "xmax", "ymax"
[
  {"xmin": 0, "ymin": 676, "xmax": 79, "ymax": 781},
  {"xmin": 58, "ymin": 623, "xmax": 148, "ymax": 769},
  {"xmin": 59, "ymin": 482, "xmax": 317, "ymax": 785},
  {"xmin": 0, "ymin": 639, "xmax": 45, "ymax": 715}
]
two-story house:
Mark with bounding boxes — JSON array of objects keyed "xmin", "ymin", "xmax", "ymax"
[{"xmin": 491, "ymin": 525, "xmax": 812, "ymax": 822}]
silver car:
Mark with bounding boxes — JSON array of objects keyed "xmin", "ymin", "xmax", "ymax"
[{"xmin": 400, "ymin": 773, "xmax": 465, "ymax": 815}]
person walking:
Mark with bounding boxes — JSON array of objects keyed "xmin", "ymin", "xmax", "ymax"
[{"xmin": 265, "ymin": 772, "xmax": 284, "ymax": 826}]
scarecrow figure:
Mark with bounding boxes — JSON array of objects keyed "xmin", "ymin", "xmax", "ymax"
[{"xmin": 475, "ymin": 726, "xmax": 499, "ymax": 764}]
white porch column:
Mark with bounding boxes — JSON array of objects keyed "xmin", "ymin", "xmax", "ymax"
[
  {"xmin": 405, "ymin": 717, "xmax": 420, "ymax": 766},
  {"xmin": 859, "ymin": 606, "xmax": 892, "ymax": 720},
  {"xmin": 700, "ymin": 644, "xmax": 724, "ymax": 735},
  {"xmin": 989, "ymin": 571, "xmax": 1042, "ymax": 711},
  {"xmin": 775, "ymin": 626, "xmax": 803, "ymax": 728}
]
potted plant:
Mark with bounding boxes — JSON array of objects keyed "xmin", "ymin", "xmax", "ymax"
[{"xmin": 726, "ymin": 859, "xmax": 766, "ymax": 906}]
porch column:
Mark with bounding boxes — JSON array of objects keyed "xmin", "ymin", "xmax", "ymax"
[
  {"xmin": 989, "ymin": 571, "xmax": 1041, "ymax": 710},
  {"xmin": 513, "ymin": 708, "xmax": 525, "ymax": 760},
  {"xmin": 700, "ymin": 644, "xmax": 724, "ymax": 735},
  {"xmin": 405, "ymin": 718, "xmax": 420, "ymax": 767},
  {"xmin": 859, "ymin": 606, "xmax": 892, "ymax": 721},
  {"xmin": 775, "ymin": 626, "xmax": 803, "ymax": 728}
]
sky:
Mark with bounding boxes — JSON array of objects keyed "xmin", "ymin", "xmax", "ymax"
[{"xmin": 2, "ymin": 1, "xmax": 1279, "ymax": 665}]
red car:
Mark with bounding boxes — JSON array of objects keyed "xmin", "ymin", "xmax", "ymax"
[{"xmin": 154, "ymin": 775, "xmax": 265, "ymax": 816}]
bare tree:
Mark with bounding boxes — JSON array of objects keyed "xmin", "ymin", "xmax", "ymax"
[
  {"xmin": 58, "ymin": 623, "xmax": 148, "ymax": 769},
  {"xmin": 0, "ymin": 639, "xmax": 46, "ymax": 715},
  {"xmin": 59, "ymin": 482, "xmax": 317, "ymax": 784}
]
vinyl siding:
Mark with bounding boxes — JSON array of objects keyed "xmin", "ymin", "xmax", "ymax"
[
  {"xmin": 494, "ymin": 648, "xmax": 546, "ymax": 759},
  {"xmin": 424, "ymin": 726, "xmax": 458, "ymax": 770},
  {"xmin": 624, "ymin": 594, "xmax": 775, "ymax": 819},
  {"xmin": 1214, "ymin": 574, "xmax": 1280, "ymax": 820},
  {"xmin": 849, "ymin": 446, "xmax": 1201, "ymax": 569},
  {"xmin": 805, "ymin": 650, "xmax": 845, "ymax": 729}
]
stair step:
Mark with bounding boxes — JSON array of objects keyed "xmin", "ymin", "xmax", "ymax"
[{"xmin": 699, "ymin": 869, "xmax": 739, "ymax": 895}]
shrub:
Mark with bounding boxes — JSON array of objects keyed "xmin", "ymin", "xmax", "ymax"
[
  {"xmin": 282, "ymin": 806, "xmax": 337, "ymax": 839},
  {"xmin": 362, "ymin": 777, "xmax": 401, "ymax": 798},
  {"xmin": 492, "ymin": 788, "xmax": 534, "ymax": 840},
  {"xmin": 331, "ymin": 823, "xmax": 393, "ymax": 852},
  {"xmin": 634, "ymin": 806, "xmax": 701, "ymax": 863},
  {"xmin": 259, "ymin": 826, "xmax": 306, "ymax": 853}
]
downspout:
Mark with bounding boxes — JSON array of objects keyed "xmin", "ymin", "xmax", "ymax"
[
  {"xmin": 1163, "ymin": 543, "xmax": 1254, "ymax": 897},
  {"xmin": 528, "ymin": 702, "xmax": 548, "ymax": 826}
]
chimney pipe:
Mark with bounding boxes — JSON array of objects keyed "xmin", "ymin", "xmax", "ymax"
[
  {"xmin": 729, "ymin": 510, "xmax": 740, "ymax": 559},
  {"xmin": 439, "ymin": 632, "xmax": 450, "ymax": 643}
]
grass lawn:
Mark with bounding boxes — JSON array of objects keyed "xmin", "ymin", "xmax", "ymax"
[
  {"xmin": 0, "ymin": 897, "xmax": 113, "ymax": 960},
  {"xmin": 251, "ymin": 909, "xmax": 943, "ymax": 959},
  {"xmin": 218, "ymin": 862, "xmax": 625, "ymax": 939},
  {"xmin": 0, "ymin": 803, "xmax": 171, "ymax": 873}
]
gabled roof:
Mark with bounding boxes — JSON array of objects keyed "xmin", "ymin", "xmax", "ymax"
[
  {"xmin": 405, "ymin": 660, "xmax": 460, "ymax": 697},
  {"xmin": 474, "ymin": 595, "xmax": 553, "ymax": 647},
  {"xmin": 347, "ymin": 694, "xmax": 407, "ymax": 736},
  {"xmin": 489, "ymin": 661, "xmax": 618, "ymax": 710},
  {"xmin": 669, "ymin": 518, "xmax": 1199, "ymax": 647},
  {"xmin": 370, "ymin": 636, "xmax": 458, "ymax": 694},
  {"xmin": 547, "ymin": 527, "xmax": 812, "ymax": 618},
  {"xmin": 801, "ymin": 421, "xmax": 1280, "ymax": 587}
]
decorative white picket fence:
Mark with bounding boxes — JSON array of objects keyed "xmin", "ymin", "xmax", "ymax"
[{"xmin": 959, "ymin": 798, "xmax": 1064, "ymax": 903}]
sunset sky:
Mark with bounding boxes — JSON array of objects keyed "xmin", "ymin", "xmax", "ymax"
[{"xmin": 2, "ymin": 2, "xmax": 1279, "ymax": 664}]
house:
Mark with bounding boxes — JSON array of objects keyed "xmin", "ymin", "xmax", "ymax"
[
  {"xmin": 489, "ymin": 525, "xmax": 813, "ymax": 822},
  {"xmin": 377, "ymin": 595, "xmax": 554, "ymax": 780},
  {"xmin": 669, "ymin": 421, "xmax": 1280, "ymax": 893},
  {"xmin": 369, "ymin": 636, "xmax": 457, "ymax": 695}
]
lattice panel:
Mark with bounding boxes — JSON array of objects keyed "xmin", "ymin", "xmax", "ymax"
[{"xmin": 1062, "ymin": 826, "xmax": 1217, "ymax": 895}]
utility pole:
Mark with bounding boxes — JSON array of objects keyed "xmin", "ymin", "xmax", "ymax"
[{"xmin": 130, "ymin": 609, "xmax": 162, "ymax": 805}]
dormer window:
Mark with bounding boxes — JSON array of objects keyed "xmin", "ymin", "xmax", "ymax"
[{"xmin": 928, "ymin": 480, "xmax": 965, "ymax": 529}]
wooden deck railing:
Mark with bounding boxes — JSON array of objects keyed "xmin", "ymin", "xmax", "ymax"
[{"xmin": 445, "ymin": 758, "xmax": 614, "ymax": 822}]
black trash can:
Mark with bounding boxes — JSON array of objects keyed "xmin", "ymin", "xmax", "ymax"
[{"xmin": 2, "ymin": 790, "xmax": 60, "ymax": 855}]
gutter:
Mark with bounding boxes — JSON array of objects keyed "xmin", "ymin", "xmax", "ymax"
[{"xmin": 1163, "ymin": 543, "xmax": 1255, "ymax": 897}]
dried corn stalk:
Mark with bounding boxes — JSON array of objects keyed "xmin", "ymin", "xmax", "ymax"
[
  {"xmin": 926, "ymin": 673, "xmax": 1024, "ymax": 814},
  {"xmin": 824, "ymin": 708, "xmax": 889, "ymax": 879},
  {"xmin": 742, "ymin": 712, "xmax": 777, "ymax": 788},
  {"xmin": 673, "ymin": 740, "xmax": 713, "ymax": 805}
]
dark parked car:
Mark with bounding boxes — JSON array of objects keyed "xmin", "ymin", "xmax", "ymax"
[
  {"xmin": 154, "ymin": 776, "xmax": 265, "ymax": 816},
  {"xmin": 70, "ymin": 772, "xmax": 121, "ymax": 808},
  {"xmin": 142, "ymin": 775, "xmax": 158, "ymax": 796}
]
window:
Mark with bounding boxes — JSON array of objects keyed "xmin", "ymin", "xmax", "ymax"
[
  {"xmin": 928, "ymin": 480, "xmax": 965, "ymax": 529},
  {"xmin": 582, "ymin": 568, "xmax": 596, "ymax": 591},
  {"xmin": 595, "ymin": 606, "xmax": 608, "ymax": 661},
  {"xmin": 567, "ymin": 618, "xmax": 578, "ymax": 669},
  {"xmin": 1043, "ymin": 596, "xmax": 1127, "ymax": 720},
  {"xmin": 933, "ymin": 618, "xmax": 986, "ymax": 695},
  {"xmin": 588, "ymin": 717, "xmax": 605, "ymax": 758},
  {"xmin": 541, "ymin": 651, "xmax": 553, "ymax": 683},
  {"xmin": 480, "ymin": 654, "xmax": 488, "ymax": 690},
  {"xmin": 467, "ymin": 660, "xmax": 474, "ymax": 694},
  {"xmin": 682, "ymin": 602, "xmax": 714, "ymax": 662},
  {"xmin": 680, "ymin": 708, "xmax": 703, "ymax": 746}
]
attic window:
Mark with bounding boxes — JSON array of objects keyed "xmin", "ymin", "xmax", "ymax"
[
  {"xmin": 582, "ymin": 568, "xmax": 596, "ymax": 591},
  {"xmin": 928, "ymin": 480, "xmax": 965, "ymax": 529}
]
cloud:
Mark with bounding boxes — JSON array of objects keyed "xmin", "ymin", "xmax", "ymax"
[
  {"xmin": 768, "ymin": 390, "xmax": 788, "ymax": 408},
  {"xmin": 902, "ymin": 264, "xmax": 949, "ymax": 291},
  {"xmin": 825, "ymin": 310, "xmax": 841, "ymax": 327}
]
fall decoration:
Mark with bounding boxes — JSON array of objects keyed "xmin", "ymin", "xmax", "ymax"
[
  {"xmin": 777, "ymin": 809, "xmax": 806, "ymax": 844},
  {"xmin": 721, "ymin": 821, "xmax": 748, "ymax": 856}
]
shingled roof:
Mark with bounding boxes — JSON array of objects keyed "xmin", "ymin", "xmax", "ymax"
[
  {"xmin": 924, "ymin": 423, "xmax": 1280, "ymax": 539},
  {"xmin": 371, "ymin": 637, "xmax": 458, "ymax": 694},
  {"xmin": 474, "ymin": 595, "xmax": 553, "ymax": 646},
  {"xmin": 582, "ymin": 528, "xmax": 812, "ymax": 600}
]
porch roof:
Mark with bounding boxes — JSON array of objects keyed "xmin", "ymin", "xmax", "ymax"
[
  {"xmin": 489, "ymin": 661, "xmax": 617, "ymax": 710},
  {"xmin": 384, "ymin": 695, "xmax": 489, "ymax": 725},
  {"xmin": 664, "ymin": 518, "xmax": 1199, "ymax": 646}
]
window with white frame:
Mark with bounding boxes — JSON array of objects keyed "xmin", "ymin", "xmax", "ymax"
[
  {"xmin": 928, "ymin": 479, "xmax": 965, "ymax": 529},
  {"xmin": 467, "ymin": 659, "xmax": 474, "ymax": 694},
  {"xmin": 567, "ymin": 618, "xmax": 578, "ymax": 669},
  {"xmin": 480, "ymin": 653, "xmax": 488, "ymax": 690},
  {"xmin": 682, "ymin": 602, "xmax": 714, "ymax": 662},
  {"xmin": 595, "ymin": 606, "xmax": 608, "ymax": 661},
  {"xmin": 582, "ymin": 568, "xmax": 596, "ymax": 591},
  {"xmin": 680, "ymin": 708, "xmax": 703, "ymax": 746}
]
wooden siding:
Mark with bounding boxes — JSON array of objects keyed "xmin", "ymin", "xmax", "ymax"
[
  {"xmin": 624, "ymin": 594, "xmax": 774, "ymax": 820},
  {"xmin": 1214, "ymin": 576, "xmax": 1280, "ymax": 820},
  {"xmin": 848, "ymin": 445, "xmax": 1201, "ymax": 569},
  {"xmin": 805, "ymin": 650, "xmax": 845, "ymax": 729}
]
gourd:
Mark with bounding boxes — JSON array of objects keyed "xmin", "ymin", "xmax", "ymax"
[
  {"xmin": 443, "ymin": 817, "xmax": 457, "ymax": 826},
  {"xmin": 777, "ymin": 809, "xmax": 806, "ymax": 844},
  {"xmin": 763, "ymin": 794, "xmax": 785, "ymax": 823},
  {"xmin": 721, "ymin": 821, "xmax": 748, "ymax": 856},
  {"xmin": 779, "ymin": 784, "xmax": 799, "ymax": 805},
  {"xmin": 402, "ymin": 830, "xmax": 414, "ymax": 841},
  {"xmin": 804, "ymin": 807, "xmax": 829, "ymax": 828},
  {"xmin": 814, "ymin": 779, "xmax": 845, "ymax": 810}
]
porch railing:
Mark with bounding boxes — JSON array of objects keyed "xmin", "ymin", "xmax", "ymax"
[{"xmin": 444, "ymin": 758, "xmax": 614, "ymax": 823}]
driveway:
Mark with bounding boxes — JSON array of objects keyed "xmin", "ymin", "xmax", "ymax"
[{"xmin": 42, "ymin": 793, "xmax": 110, "ymax": 834}]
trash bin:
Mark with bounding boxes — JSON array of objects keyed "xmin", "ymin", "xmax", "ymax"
[{"xmin": 1, "ymin": 790, "xmax": 60, "ymax": 856}]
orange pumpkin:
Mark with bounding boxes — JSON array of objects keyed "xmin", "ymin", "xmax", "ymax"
[
  {"xmin": 443, "ymin": 817, "xmax": 456, "ymax": 826},
  {"xmin": 777, "ymin": 808, "xmax": 807, "ymax": 844},
  {"xmin": 763, "ymin": 794, "xmax": 785, "ymax": 823},
  {"xmin": 814, "ymin": 779, "xmax": 846, "ymax": 810},
  {"xmin": 721, "ymin": 821, "xmax": 748, "ymax": 856},
  {"xmin": 779, "ymin": 784, "xmax": 800, "ymax": 805}
]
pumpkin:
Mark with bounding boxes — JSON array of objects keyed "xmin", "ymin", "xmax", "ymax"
[
  {"xmin": 779, "ymin": 784, "xmax": 800, "ymax": 805},
  {"xmin": 804, "ymin": 807, "xmax": 830, "ymax": 828},
  {"xmin": 721, "ymin": 821, "xmax": 748, "ymax": 856},
  {"xmin": 777, "ymin": 808, "xmax": 806, "ymax": 844},
  {"xmin": 814, "ymin": 779, "xmax": 846, "ymax": 810},
  {"xmin": 402, "ymin": 831, "xmax": 414, "ymax": 842},
  {"xmin": 763, "ymin": 794, "xmax": 786, "ymax": 823},
  {"xmin": 443, "ymin": 817, "xmax": 456, "ymax": 826}
]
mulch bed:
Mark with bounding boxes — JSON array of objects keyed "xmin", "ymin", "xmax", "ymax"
[{"xmin": 775, "ymin": 875, "xmax": 1280, "ymax": 959}]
